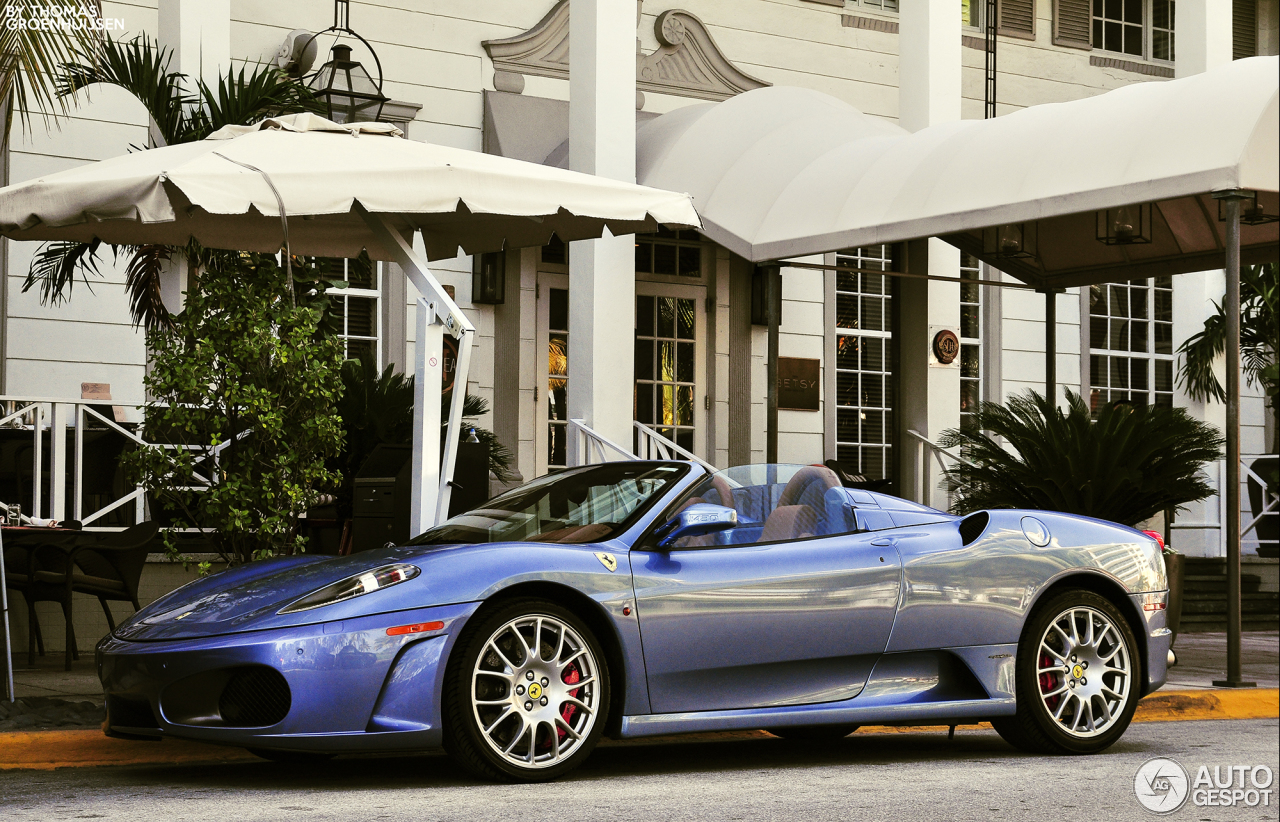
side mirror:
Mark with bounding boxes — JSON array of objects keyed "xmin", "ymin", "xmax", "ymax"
[{"xmin": 656, "ymin": 503, "xmax": 738, "ymax": 548}]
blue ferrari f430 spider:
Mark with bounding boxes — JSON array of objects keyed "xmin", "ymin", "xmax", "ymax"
[{"xmin": 98, "ymin": 462, "xmax": 1171, "ymax": 781}]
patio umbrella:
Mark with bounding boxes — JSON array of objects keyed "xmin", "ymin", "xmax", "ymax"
[{"xmin": 0, "ymin": 112, "xmax": 701, "ymax": 537}]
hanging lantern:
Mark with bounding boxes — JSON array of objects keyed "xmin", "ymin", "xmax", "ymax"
[
  {"xmin": 1217, "ymin": 190, "xmax": 1278, "ymax": 226},
  {"xmin": 982, "ymin": 222, "xmax": 1037, "ymax": 258},
  {"xmin": 303, "ymin": 0, "xmax": 389, "ymax": 124},
  {"xmin": 1096, "ymin": 203, "xmax": 1152, "ymax": 245}
]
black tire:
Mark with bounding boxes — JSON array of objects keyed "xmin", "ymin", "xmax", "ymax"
[
  {"xmin": 442, "ymin": 598, "xmax": 611, "ymax": 782},
  {"xmin": 246, "ymin": 748, "xmax": 335, "ymax": 763},
  {"xmin": 993, "ymin": 589, "xmax": 1141, "ymax": 755},
  {"xmin": 767, "ymin": 725, "xmax": 859, "ymax": 740}
]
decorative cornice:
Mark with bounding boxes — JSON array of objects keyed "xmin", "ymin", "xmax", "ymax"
[{"xmin": 482, "ymin": 2, "xmax": 770, "ymax": 102}]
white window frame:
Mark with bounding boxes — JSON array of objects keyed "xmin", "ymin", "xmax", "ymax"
[
  {"xmin": 959, "ymin": 252, "xmax": 983, "ymax": 429},
  {"xmin": 833, "ymin": 245, "xmax": 895, "ymax": 482},
  {"xmin": 1087, "ymin": 277, "xmax": 1175, "ymax": 414},
  {"xmin": 337, "ymin": 259, "xmax": 382, "ymax": 369}
]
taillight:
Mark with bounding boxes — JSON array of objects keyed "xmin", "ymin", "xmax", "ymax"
[{"xmin": 1141, "ymin": 529, "xmax": 1165, "ymax": 550}]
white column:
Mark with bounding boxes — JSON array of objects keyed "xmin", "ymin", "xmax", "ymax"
[
  {"xmin": 158, "ymin": 0, "xmax": 230, "ymax": 311},
  {"xmin": 1176, "ymin": 0, "xmax": 1233, "ymax": 78},
  {"xmin": 898, "ymin": 0, "xmax": 962, "ymax": 508},
  {"xmin": 158, "ymin": 0, "xmax": 231, "ymax": 87},
  {"xmin": 568, "ymin": 0, "xmax": 637, "ymax": 454},
  {"xmin": 898, "ymin": 0, "xmax": 962, "ymax": 132}
]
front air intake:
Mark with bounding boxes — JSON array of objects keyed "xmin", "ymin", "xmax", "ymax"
[
  {"xmin": 218, "ymin": 667, "xmax": 291, "ymax": 727},
  {"xmin": 959, "ymin": 512, "xmax": 990, "ymax": 546}
]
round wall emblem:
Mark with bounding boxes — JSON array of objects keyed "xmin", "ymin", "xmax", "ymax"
[{"xmin": 932, "ymin": 329, "xmax": 959, "ymax": 364}]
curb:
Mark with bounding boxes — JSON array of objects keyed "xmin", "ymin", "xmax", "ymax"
[{"xmin": 1, "ymin": 688, "xmax": 1275, "ymax": 771}]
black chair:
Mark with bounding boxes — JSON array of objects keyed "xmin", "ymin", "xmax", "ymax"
[
  {"xmin": 25, "ymin": 521, "xmax": 159, "ymax": 670},
  {"xmin": 3, "ymin": 528, "xmax": 79, "ymax": 666}
]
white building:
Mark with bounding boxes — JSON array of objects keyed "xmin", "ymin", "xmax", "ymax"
[{"xmin": 2, "ymin": 0, "xmax": 1276, "ymax": 561}]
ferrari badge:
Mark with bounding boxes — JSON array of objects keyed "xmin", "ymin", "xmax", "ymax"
[{"xmin": 595, "ymin": 552, "xmax": 618, "ymax": 572}]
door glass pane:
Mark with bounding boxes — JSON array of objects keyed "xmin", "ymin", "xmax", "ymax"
[
  {"xmin": 833, "ymin": 246, "xmax": 895, "ymax": 486},
  {"xmin": 634, "ymin": 293, "xmax": 699, "ymax": 455}
]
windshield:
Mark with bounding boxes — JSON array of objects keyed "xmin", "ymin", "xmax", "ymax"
[{"xmin": 410, "ymin": 462, "xmax": 689, "ymax": 545}]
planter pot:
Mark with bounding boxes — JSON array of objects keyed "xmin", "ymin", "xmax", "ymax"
[
  {"xmin": 1164, "ymin": 551, "xmax": 1184, "ymax": 644},
  {"xmin": 1247, "ymin": 456, "xmax": 1278, "ymax": 558}
]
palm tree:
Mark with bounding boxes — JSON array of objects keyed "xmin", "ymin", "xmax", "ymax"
[
  {"xmin": 1177, "ymin": 261, "xmax": 1279, "ymax": 444},
  {"xmin": 938, "ymin": 389, "xmax": 1223, "ymax": 527},
  {"xmin": 0, "ymin": 0, "xmax": 102, "ymax": 149},
  {"xmin": 20, "ymin": 34, "xmax": 324, "ymax": 328}
]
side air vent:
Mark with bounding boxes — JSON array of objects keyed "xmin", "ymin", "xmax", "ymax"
[
  {"xmin": 106, "ymin": 694, "xmax": 160, "ymax": 730},
  {"xmin": 218, "ymin": 667, "xmax": 292, "ymax": 727},
  {"xmin": 959, "ymin": 512, "xmax": 990, "ymax": 546}
]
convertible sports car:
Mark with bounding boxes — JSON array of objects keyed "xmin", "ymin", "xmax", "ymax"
[{"xmin": 98, "ymin": 462, "xmax": 1171, "ymax": 781}]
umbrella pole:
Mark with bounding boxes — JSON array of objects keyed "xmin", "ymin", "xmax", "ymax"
[{"xmin": 357, "ymin": 205, "xmax": 477, "ymax": 535}]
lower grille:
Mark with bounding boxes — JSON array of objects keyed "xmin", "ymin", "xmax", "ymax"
[
  {"xmin": 218, "ymin": 667, "xmax": 291, "ymax": 727},
  {"xmin": 107, "ymin": 694, "xmax": 159, "ymax": 729}
]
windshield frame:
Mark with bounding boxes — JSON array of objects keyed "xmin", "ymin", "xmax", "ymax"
[{"xmin": 409, "ymin": 461, "xmax": 692, "ymax": 546}]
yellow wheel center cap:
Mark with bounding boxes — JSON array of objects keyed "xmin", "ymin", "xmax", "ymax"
[
  {"xmin": 1072, "ymin": 665, "xmax": 1084, "ymax": 679},
  {"xmin": 528, "ymin": 683, "xmax": 543, "ymax": 700}
]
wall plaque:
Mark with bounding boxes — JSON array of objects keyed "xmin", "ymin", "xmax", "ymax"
[
  {"xmin": 777, "ymin": 357, "xmax": 820, "ymax": 411},
  {"xmin": 932, "ymin": 329, "xmax": 959, "ymax": 365}
]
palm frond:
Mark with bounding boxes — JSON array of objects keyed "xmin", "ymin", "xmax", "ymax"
[
  {"xmin": 0, "ymin": 0, "xmax": 103, "ymax": 142},
  {"xmin": 124, "ymin": 244, "xmax": 174, "ymax": 330},
  {"xmin": 21, "ymin": 239, "xmax": 104, "ymax": 304},
  {"xmin": 1178, "ymin": 262, "xmax": 1279, "ymax": 402},
  {"xmin": 188, "ymin": 62, "xmax": 324, "ymax": 138},
  {"xmin": 56, "ymin": 34, "xmax": 192, "ymax": 146},
  {"xmin": 940, "ymin": 388, "xmax": 1223, "ymax": 526}
]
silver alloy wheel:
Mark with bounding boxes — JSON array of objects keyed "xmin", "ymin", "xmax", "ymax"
[
  {"xmin": 470, "ymin": 614, "xmax": 599, "ymax": 769},
  {"xmin": 1035, "ymin": 605, "xmax": 1132, "ymax": 738}
]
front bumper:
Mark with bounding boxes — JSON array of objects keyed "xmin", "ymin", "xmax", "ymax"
[{"xmin": 97, "ymin": 601, "xmax": 479, "ymax": 753}]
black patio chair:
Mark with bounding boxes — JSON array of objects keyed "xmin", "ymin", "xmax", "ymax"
[{"xmin": 27, "ymin": 521, "xmax": 159, "ymax": 670}]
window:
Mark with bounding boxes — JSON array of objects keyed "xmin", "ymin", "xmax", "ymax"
[
  {"xmin": 635, "ymin": 295, "xmax": 697, "ymax": 452},
  {"xmin": 1088, "ymin": 277, "xmax": 1173, "ymax": 414},
  {"xmin": 834, "ymin": 246, "xmax": 895, "ymax": 483},
  {"xmin": 857, "ymin": 0, "xmax": 899, "ymax": 10},
  {"xmin": 547, "ymin": 287, "xmax": 570, "ymax": 468},
  {"xmin": 1093, "ymin": 0, "xmax": 1176, "ymax": 61},
  {"xmin": 959, "ymin": 253, "xmax": 982, "ymax": 430},
  {"xmin": 635, "ymin": 226, "xmax": 702, "ymax": 279},
  {"xmin": 334, "ymin": 255, "xmax": 381, "ymax": 365}
]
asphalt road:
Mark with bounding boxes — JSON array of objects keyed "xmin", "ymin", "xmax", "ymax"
[{"xmin": 2, "ymin": 720, "xmax": 1277, "ymax": 822}]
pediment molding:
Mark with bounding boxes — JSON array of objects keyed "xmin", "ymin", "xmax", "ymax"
[{"xmin": 482, "ymin": 2, "xmax": 770, "ymax": 102}]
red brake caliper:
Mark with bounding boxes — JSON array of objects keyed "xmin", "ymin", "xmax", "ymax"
[
  {"xmin": 558, "ymin": 664, "xmax": 581, "ymax": 740},
  {"xmin": 1039, "ymin": 652, "xmax": 1060, "ymax": 712}
]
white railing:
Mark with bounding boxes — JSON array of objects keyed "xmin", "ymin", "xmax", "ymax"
[
  {"xmin": 0, "ymin": 394, "xmax": 234, "ymax": 532},
  {"xmin": 566, "ymin": 419, "xmax": 638, "ymax": 467},
  {"xmin": 566, "ymin": 419, "xmax": 720, "ymax": 474},
  {"xmin": 633, "ymin": 422, "xmax": 719, "ymax": 473},
  {"xmin": 905, "ymin": 428, "xmax": 974, "ymax": 510}
]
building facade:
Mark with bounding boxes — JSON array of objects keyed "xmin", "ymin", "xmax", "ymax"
[{"xmin": 2, "ymin": 0, "xmax": 1276, "ymax": 559}]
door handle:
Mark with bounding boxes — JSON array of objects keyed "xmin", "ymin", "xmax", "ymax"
[{"xmin": 870, "ymin": 537, "xmax": 895, "ymax": 547}]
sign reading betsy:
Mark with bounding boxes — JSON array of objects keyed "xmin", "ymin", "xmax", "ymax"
[{"xmin": 777, "ymin": 357, "xmax": 820, "ymax": 412}]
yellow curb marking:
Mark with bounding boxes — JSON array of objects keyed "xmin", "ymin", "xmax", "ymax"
[{"xmin": 2, "ymin": 689, "xmax": 1274, "ymax": 770}]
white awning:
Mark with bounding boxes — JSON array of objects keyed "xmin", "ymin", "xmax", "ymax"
[
  {"xmin": 638, "ymin": 56, "xmax": 1279, "ymax": 287},
  {"xmin": 0, "ymin": 113, "xmax": 700, "ymax": 262}
]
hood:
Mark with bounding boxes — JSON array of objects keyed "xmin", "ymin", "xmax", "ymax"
[{"xmin": 114, "ymin": 545, "xmax": 448, "ymax": 641}]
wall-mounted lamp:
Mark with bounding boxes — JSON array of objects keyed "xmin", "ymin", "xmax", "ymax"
[
  {"xmin": 982, "ymin": 222, "xmax": 1037, "ymax": 258},
  {"xmin": 472, "ymin": 251, "xmax": 506, "ymax": 305},
  {"xmin": 1217, "ymin": 190, "xmax": 1278, "ymax": 226},
  {"xmin": 751, "ymin": 264, "xmax": 781, "ymax": 326},
  {"xmin": 1096, "ymin": 203, "xmax": 1152, "ymax": 245}
]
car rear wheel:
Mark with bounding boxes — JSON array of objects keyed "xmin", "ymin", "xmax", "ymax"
[
  {"xmin": 993, "ymin": 589, "xmax": 1140, "ymax": 755},
  {"xmin": 443, "ymin": 599, "xmax": 610, "ymax": 782}
]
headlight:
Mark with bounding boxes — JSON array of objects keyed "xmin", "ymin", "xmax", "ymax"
[{"xmin": 278, "ymin": 563, "xmax": 420, "ymax": 615}]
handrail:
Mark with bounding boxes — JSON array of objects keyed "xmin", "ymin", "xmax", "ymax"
[
  {"xmin": 566, "ymin": 419, "xmax": 639, "ymax": 467},
  {"xmin": 633, "ymin": 422, "xmax": 719, "ymax": 473}
]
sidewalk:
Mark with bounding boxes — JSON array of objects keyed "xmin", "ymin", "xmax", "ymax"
[{"xmin": 1166, "ymin": 630, "xmax": 1279, "ymax": 689}]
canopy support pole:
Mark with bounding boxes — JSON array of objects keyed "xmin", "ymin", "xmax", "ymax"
[
  {"xmin": 357, "ymin": 204, "xmax": 477, "ymax": 535},
  {"xmin": 0, "ymin": 525, "xmax": 13, "ymax": 702},
  {"xmin": 1043, "ymin": 289, "xmax": 1057, "ymax": 401},
  {"xmin": 1212, "ymin": 190, "xmax": 1255, "ymax": 688},
  {"xmin": 763, "ymin": 265, "xmax": 781, "ymax": 464}
]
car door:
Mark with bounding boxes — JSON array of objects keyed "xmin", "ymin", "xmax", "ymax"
[{"xmin": 630, "ymin": 531, "xmax": 902, "ymax": 714}]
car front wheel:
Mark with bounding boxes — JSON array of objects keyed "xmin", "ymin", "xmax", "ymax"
[
  {"xmin": 993, "ymin": 589, "xmax": 1140, "ymax": 755},
  {"xmin": 443, "ymin": 599, "xmax": 610, "ymax": 782}
]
